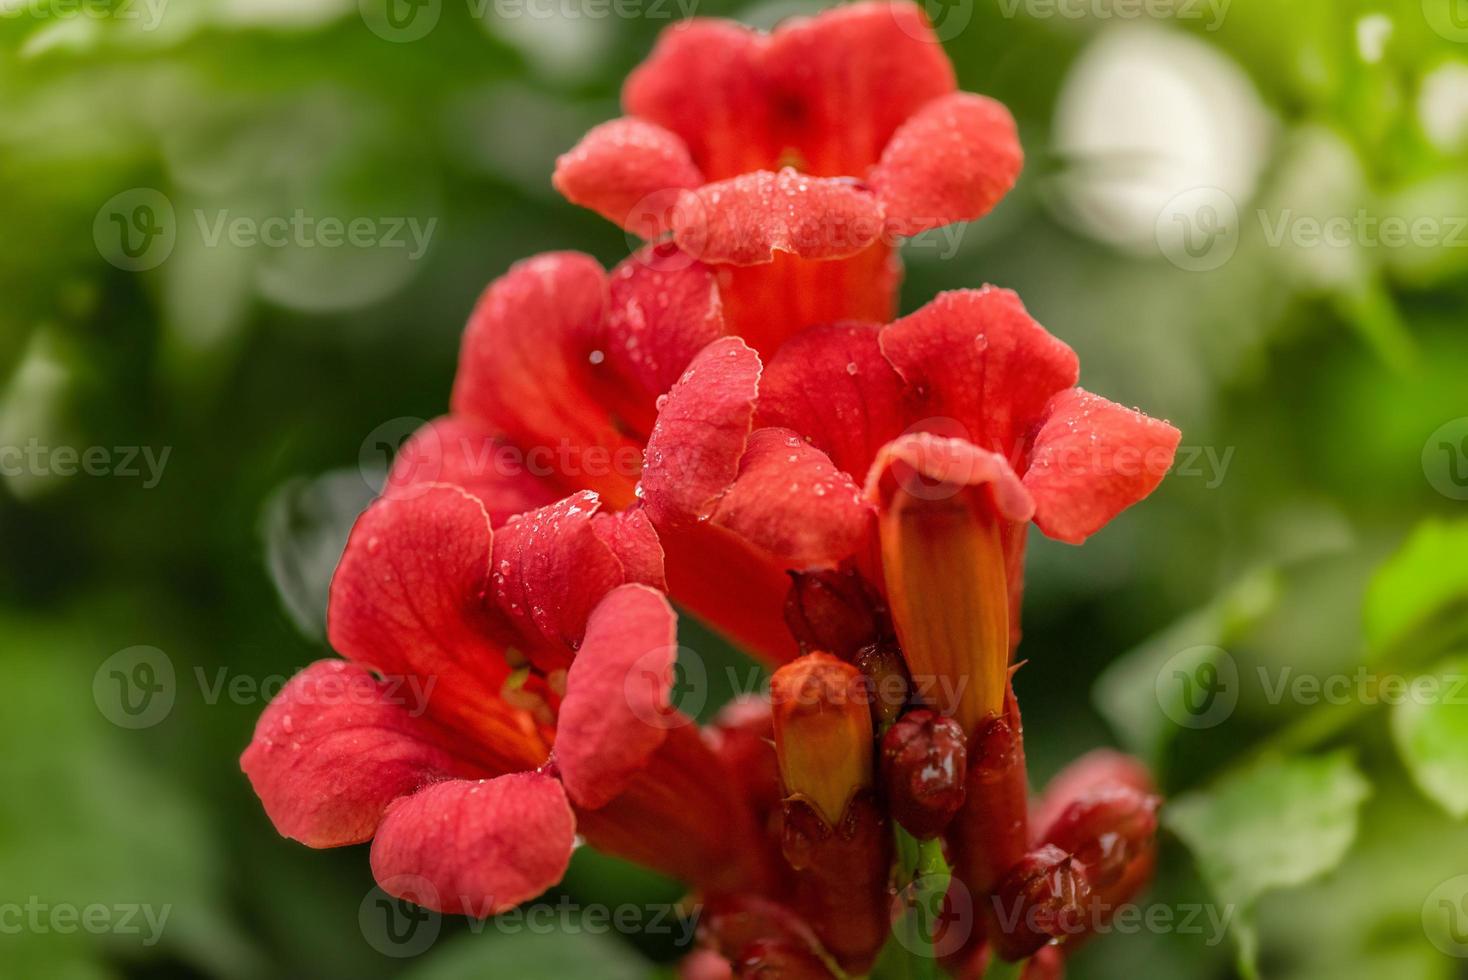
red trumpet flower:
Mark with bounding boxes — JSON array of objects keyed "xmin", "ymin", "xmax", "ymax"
[
  {"xmin": 641, "ymin": 289, "xmax": 1181, "ymax": 733},
  {"xmin": 554, "ymin": 1, "xmax": 1023, "ymax": 355},
  {"xmin": 241, "ymin": 485, "xmax": 767, "ymax": 914}
]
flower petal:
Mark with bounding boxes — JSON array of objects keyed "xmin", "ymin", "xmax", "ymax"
[
  {"xmin": 1022, "ymin": 388, "xmax": 1180, "ymax": 544},
  {"xmin": 384, "ymin": 416, "xmax": 561, "ymax": 525},
  {"xmin": 450, "ymin": 252, "xmax": 640, "ymax": 507},
  {"xmin": 870, "ymin": 92, "xmax": 1023, "ymax": 237},
  {"xmin": 328, "ymin": 485, "xmax": 547, "ymax": 769},
  {"xmin": 864, "ymin": 433, "xmax": 1034, "ymax": 524},
  {"xmin": 761, "ymin": 0, "xmax": 956, "ymax": 175},
  {"xmin": 557, "ymin": 584, "xmax": 679, "ymax": 809},
  {"xmin": 718, "ymin": 246, "xmax": 900, "ymax": 358},
  {"xmin": 755, "ymin": 322, "xmax": 906, "ymax": 480},
  {"xmin": 641, "ymin": 337, "xmax": 762, "ymax": 528},
  {"xmin": 712, "ymin": 427, "xmax": 872, "ymax": 569},
  {"xmin": 489, "ymin": 491, "xmax": 634, "ymax": 671},
  {"xmin": 592, "ymin": 506, "xmax": 668, "ymax": 592},
  {"xmin": 553, "ymin": 117, "xmax": 704, "ymax": 237},
  {"xmin": 624, "ymin": 18, "xmax": 776, "ymax": 179},
  {"xmin": 240, "ymin": 660, "xmax": 483, "ymax": 848},
  {"xmin": 879, "ymin": 287, "xmax": 1079, "ymax": 459},
  {"xmin": 370, "ymin": 773, "xmax": 575, "ymax": 916},
  {"xmin": 600, "ymin": 244, "xmax": 728, "ymax": 436},
  {"xmin": 673, "ymin": 169, "xmax": 885, "ymax": 266}
]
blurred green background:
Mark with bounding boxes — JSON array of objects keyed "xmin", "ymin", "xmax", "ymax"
[{"xmin": 2, "ymin": 0, "xmax": 1467, "ymax": 977}]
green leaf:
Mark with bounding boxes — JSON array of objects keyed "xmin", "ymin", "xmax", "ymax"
[
  {"xmin": 402, "ymin": 926, "xmax": 653, "ymax": 980},
  {"xmin": 1094, "ymin": 567, "xmax": 1278, "ymax": 768},
  {"xmin": 1364, "ymin": 520, "xmax": 1468, "ymax": 662},
  {"xmin": 1391, "ymin": 654, "xmax": 1468, "ymax": 819},
  {"xmin": 1165, "ymin": 752, "xmax": 1371, "ymax": 978}
]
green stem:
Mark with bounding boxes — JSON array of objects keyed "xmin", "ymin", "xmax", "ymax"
[{"xmin": 893, "ymin": 826, "xmax": 949, "ymax": 980}]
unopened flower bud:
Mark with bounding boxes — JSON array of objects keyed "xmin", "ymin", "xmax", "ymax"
[
  {"xmin": 784, "ymin": 569, "xmax": 881, "ymax": 660},
  {"xmin": 770, "ymin": 654, "xmax": 874, "ymax": 827},
  {"xmin": 1031, "ymin": 749, "xmax": 1154, "ymax": 842},
  {"xmin": 1042, "ymin": 786, "xmax": 1159, "ymax": 890},
  {"xmin": 881, "ymin": 709, "xmax": 967, "ymax": 839},
  {"xmin": 853, "ymin": 642, "xmax": 911, "ymax": 728},
  {"xmin": 991, "ymin": 845, "xmax": 1092, "ymax": 962}
]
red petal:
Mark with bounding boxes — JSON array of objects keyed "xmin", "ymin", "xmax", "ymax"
[
  {"xmin": 864, "ymin": 433, "xmax": 1034, "ymax": 524},
  {"xmin": 662, "ymin": 523, "xmax": 802, "ymax": 665},
  {"xmin": 600, "ymin": 244, "xmax": 728, "ymax": 436},
  {"xmin": 450, "ymin": 252, "xmax": 640, "ymax": 507},
  {"xmin": 489, "ymin": 492, "xmax": 631, "ymax": 671},
  {"xmin": 557, "ymin": 584, "xmax": 679, "ymax": 809},
  {"xmin": 624, "ymin": 19, "xmax": 776, "ymax": 179},
  {"xmin": 871, "ymin": 93, "xmax": 1023, "ymax": 237},
  {"xmin": 641, "ymin": 337, "xmax": 761, "ymax": 528},
  {"xmin": 593, "ymin": 506, "xmax": 667, "ymax": 591},
  {"xmin": 384, "ymin": 416, "xmax": 561, "ymax": 525},
  {"xmin": 879, "ymin": 288, "xmax": 1079, "ymax": 459},
  {"xmin": 718, "ymin": 246, "xmax": 900, "ymax": 359},
  {"xmin": 1022, "ymin": 388, "xmax": 1180, "ymax": 544},
  {"xmin": 240, "ymin": 660, "xmax": 483, "ymax": 848},
  {"xmin": 712, "ymin": 427, "xmax": 872, "ymax": 568},
  {"xmin": 370, "ymin": 773, "xmax": 575, "ymax": 916},
  {"xmin": 328, "ymin": 486, "xmax": 548, "ymax": 770},
  {"xmin": 755, "ymin": 322, "xmax": 906, "ymax": 480},
  {"xmin": 674, "ymin": 169, "xmax": 885, "ymax": 266},
  {"xmin": 761, "ymin": 1, "xmax": 956, "ymax": 176},
  {"xmin": 553, "ymin": 117, "xmax": 704, "ymax": 237},
  {"xmin": 624, "ymin": 3, "xmax": 955, "ymax": 179}
]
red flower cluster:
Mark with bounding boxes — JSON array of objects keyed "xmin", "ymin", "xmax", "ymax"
[{"xmin": 242, "ymin": 3, "xmax": 1179, "ymax": 975}]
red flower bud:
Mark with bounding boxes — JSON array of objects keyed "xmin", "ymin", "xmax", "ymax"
[
  {"xmin": 853, "ymin": 641, "xmax": 912, "ymax": 728},
  {"xmin": 1042, "ymin": 786, "xmax": 1159, "ymax": 890},
  {"xmin": 734, "ymin": 939, "xmax": 837, "ymax": 979},
  {"xmin": 881, "ymin": 709, "xmax": 968, "ymax": 839},
  {"xmin": 990, "ymin": 845, "xmax": 1092, "ymax": 962},
  {"xmin": 1031, "ymin": 749, "xmax": 1154, "ymax": 844},
  {"xmin": 784, "ymin": 569, "xmax": 881, "ymax": 660}
]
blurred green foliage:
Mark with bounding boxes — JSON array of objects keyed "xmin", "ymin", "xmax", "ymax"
[{"xmin": 2, "ymin": 0, "xmax": 1467, "ymax": 977}]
